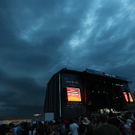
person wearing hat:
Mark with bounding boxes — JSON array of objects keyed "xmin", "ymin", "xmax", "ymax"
[
  {"xmin": 81, "ymin": 117, "xmax": 94, "ymax": 135},
  {"xmin": 96, "ymin": 113, "xmax": 121, "ymax": 135},
  {"xmin": 82, "ymin": 117, "xmax": 90, "ymax": 125}
]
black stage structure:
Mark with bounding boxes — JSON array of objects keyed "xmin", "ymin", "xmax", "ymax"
[{"xmin": 43, "ymin": 68, "xmax": 134, "ymax": 119}]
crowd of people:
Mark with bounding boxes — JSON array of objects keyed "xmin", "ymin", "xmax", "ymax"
[{"xmin": 1, "ymin": 111, "xmax": 135, "ymax": 135}]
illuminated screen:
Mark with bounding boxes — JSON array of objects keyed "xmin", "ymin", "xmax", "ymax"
[
  {"xmin": 123, "ymin": 92, "xmax": 128, "ymax": 102},
  {"xmin": 128, "ymin": 93, "xmax": 133, "ymax": 102},
  {"xmin": 123, "ymin": 92, "xmax": 134, "ymax": 102},
  {"xmin": 67, "ymin": 87, "xmax": 81, "ymax": 101}
]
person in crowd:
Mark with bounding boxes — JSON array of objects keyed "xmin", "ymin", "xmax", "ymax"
[
  {"xmin": 46, "ymin": 121, "xmax": 52, "ymax": 135},
  {"xmin": 29, "ymin": 124, "xmax": 34, "ymax": 135},
  {"xmin": 96, "ymin": 113, "xmax": 121, "ymax": 135},
  {"xmin": 18, "ymin": 123, "xmax": 23, "ymax": 135},
  {"xmin": 6, "ymin": 123, "xmax": 15, "ymax": 135},
  {"xmin": 69, "ymin": 118, "xmax": 78, "ymax": 135},
  {"xmin": 43, "ymin": 121, "xmax": 47, "ymax": 133},
  {"xmin": 131, "ymin": 111, "xmax": 135, "ymax": 135},
  {"xmin": 21, "ymin": 122, "xmax": 29, "ymax": 135},
  {"xmin": 37, "ymin": 122, "xmax": 46, "ymax": 135},
  {"xmin": 89, "ymin": 116, "xmax": 96, "ymax": 130},
  {"xmin": 94, "ymin": 116, "xmax": 101, "ymax": 128},
  {"xmin": 81, "ymin": 117, "xmax": 94, "ymax": 135},
  {"xmin": 29, "ymin": 128, "xmax": 32, "ymax": 135},
  {"xmin": 50, "ymin": 125, "xmax": 60, "ymax": 135},
  {"xmin": 36, "ymin": 122, "xmax": 41, "ymax": 135},
  {"xmin": 54, "ymin": 120, "xmax": 61, "ymax": 134},
  {"xmin": 33, "ymin": 128, "xmax": 37, "ymax": 135},
  {"xmin": 116, "ymin": 115, "xmax": 125, "ymax": 135},
  {"xmin": 123, "ymin": 118, "xmax": 131, "ymax": 135},
  {"xmin": 65, "ymin": 121, "xmax": 71, "ymax": 135},
  {"xmin": 13, "ymin": 125, "xmax": 18, "ymax": 135},
  {"xmin": 0, "ymin": 124, "xmax": 7, "ymax": 135},
  {"xmin": 5, "ymin": 127, "xmax": 15, "ymax": 135},
  {"xmin": 108, "ymin": 111, "xmax": 120, "ymax": 128},
  {"xmin": 62, "ymin": 120, "xmax": 68, "ymax": 135},
  {"xmin": 78, "ymin": 115, "xmax": 82, "ymax": 125},
  {"xmin": 78, "ymin": 124, "xmax": 87, "ymax": 135}
]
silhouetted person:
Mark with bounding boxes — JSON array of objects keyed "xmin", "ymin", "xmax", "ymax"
[
  {"xmin": 96, "ymin": 113, "xmax": 120, "ymax": 135},
  {"xmin": 108, "ymin": 112, "xmax": 120, "ymax": 128}
]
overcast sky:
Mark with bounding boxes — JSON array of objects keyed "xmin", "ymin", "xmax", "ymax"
[{"xmin": 0, "ymin": 0, "xmax": 135, "ymax": 117}]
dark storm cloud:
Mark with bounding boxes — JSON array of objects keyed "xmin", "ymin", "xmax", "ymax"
[
  {"xmin": 0, "ymin": 0, "xmax": 135, "ymax": 117},
  {"xmin": 0, "ymin": 68, "xmax": 45, "ymax": 117}
]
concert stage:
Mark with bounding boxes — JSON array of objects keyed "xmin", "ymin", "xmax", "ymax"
[{"xmin": 43, "ymin": 68, "xmax": 133, "ymax": 119}]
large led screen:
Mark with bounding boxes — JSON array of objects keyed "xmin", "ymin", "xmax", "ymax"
[
  {"xmin": 67, "ymin": 87, "xmax": 81, "ymax": 101},
  {"xmin": 128, "ymin": 93, "xmax": 133, "ymax": 102},
  {"xmin": 123, "ymin": 92, "xmax": 134, "ymax": 102},
  {"xmin": 123, "ymin": 92, "xmax": 128, "ymax": 102}
]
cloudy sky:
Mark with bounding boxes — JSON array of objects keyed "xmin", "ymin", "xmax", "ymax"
[{"xmin": 0, "ymin": 0, "xmax": 135, "ymax": 117}]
